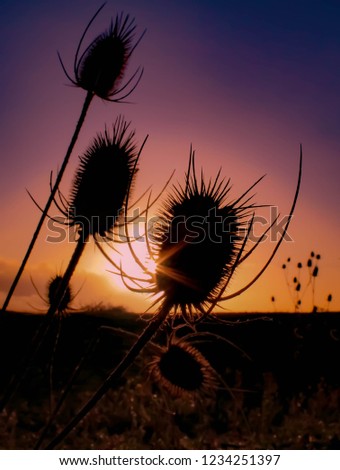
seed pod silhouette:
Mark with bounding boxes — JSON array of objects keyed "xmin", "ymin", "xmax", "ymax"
[
  {"xmin": 150, "ymin": 340, "xmax": 217, "ymax": 399},
  {"xmin": 154, "ymin": 160, "xmax": 245, "ymax": 319},
  {"xmin": 60, "ymin": 6, "xmax": 144, "ymax": 101},
  {"xmin": 48, "ymin": 275, "xmax": 72, "ymax": 316},
  {"xmin": 69, "ymin": 118, "xmax": 139, "ymax": 239}
]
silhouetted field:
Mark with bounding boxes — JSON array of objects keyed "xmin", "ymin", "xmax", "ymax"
[{"xmin": 0, "ymin": 310, "xmax": 339, "ymax": 449}]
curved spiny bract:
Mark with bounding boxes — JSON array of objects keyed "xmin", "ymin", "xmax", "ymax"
[
  {"xmin": 68, "ymin": 117, "xmax": 139, "ymax": 239},
  {"xmin": 60, "ymin": 5, "xmax": 144, "ymax": 102}
]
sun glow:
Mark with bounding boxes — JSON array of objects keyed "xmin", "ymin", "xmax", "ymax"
[{"xmin": 88, "ymin": 239, "xmax": 156, "ymax": 293}]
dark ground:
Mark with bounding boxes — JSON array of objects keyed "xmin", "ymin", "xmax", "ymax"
[{"xmin": 0, "ymin": 309, "xmax": 339, "ymax": 449}]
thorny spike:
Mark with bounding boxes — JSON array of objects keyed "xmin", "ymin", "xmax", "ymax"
[{"xmin": 74, "ymin": 3, "xmax": 107, "ymax": 79}]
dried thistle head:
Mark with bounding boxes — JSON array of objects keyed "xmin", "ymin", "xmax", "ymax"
[
  {"xmin": 48, "ymin": 275, "xmax": 72, "ymax": 316},
  {"xmin": 152, "ymin": 151, "xmax": 252, "ymax": 319},
  {"xmin": 68, "ymin": 117, "xmax": 139, "ymax": 239},
  {"xmin": 118, "ymin": 147, "xmax": 301, "ymax": 324},
  {"xmin": 59, "ymin": 5, "xmax": 144, "ymax": 101},
  {"xmin": 149, "ymin": 339, "xmax": 217, "ymax": 399}
]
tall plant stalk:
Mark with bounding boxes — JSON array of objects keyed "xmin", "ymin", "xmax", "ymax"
[
  {"xmin": 1, "ymin": 117, "xmax": 142, "ymax": 412},
  {"xmin": 0, "ymin": 235, "xmax": 88, "ymax": 412},
  {"xmin": 2, "ymin": 5, "xmax": 144, "ymax": 313},
  {"xmin": 1, "ymin": 92, "xmax": 94, "ymax": 313}
]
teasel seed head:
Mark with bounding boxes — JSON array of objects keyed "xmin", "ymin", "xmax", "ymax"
[
  {"xmin": 149, "ymin": 340, "xmax": 217, "ymax": 398},
  {"xmin": 59, "ymin": 5, "xmax": 144, "ymax": 101},
  {"xmin": 48, "ymin": 275, "xmax": 72, "ymax": 316},
  {"xmin": 117, "ymin": 146, "xmax": 301, "ymax": 325},
  {"xmin": 152, "ymin": 150, "xmax": 252, "ymax": 317},
  {"xmin": 69, "ymin": 117, "xmax": 139, "ymax": 239}
]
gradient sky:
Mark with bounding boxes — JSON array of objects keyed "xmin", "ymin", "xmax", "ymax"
[{"xmin": 0, "ymin": 0, "xmax": 339, "ymax": 314}]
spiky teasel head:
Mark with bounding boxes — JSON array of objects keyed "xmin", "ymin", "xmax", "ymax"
[
  {"xmin": 149, "ymin": 338, "xmax": 217, "ymax": 399},
  {"xmin": 59, "ymin": 5, "xmax": 144, "ymax": 101},
  {"xmin": 153, "ymin": 150, "xmax": 252, "ymax": 320},
  {"xmin": 69, "ymin": 116, "xmax": 139, "ymax": 239},
  {"xmin": 48, "ymin": 275, "xmax": 72, "ymax": 316}
]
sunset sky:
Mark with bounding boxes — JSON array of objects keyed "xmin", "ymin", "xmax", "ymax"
[{"xmin": 0, "ymin": 0, "xmax": 339, "ymax": 314}]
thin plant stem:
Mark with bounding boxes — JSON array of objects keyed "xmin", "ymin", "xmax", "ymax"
[
  {"xmin": 1, "ymin": 91, "xmax": 94, "ymax": 314},
  {"xmin": 44, "ymin": 301, "xmax": 171, "ymax": 449},
  {"xmin": 0, "ymin": 235, "xmax": 88, "ymax": 412}
]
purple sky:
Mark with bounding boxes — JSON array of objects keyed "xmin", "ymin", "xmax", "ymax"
[{"xmin": 0, "ymin": 0, "xmax": 339, "ymax": 313}]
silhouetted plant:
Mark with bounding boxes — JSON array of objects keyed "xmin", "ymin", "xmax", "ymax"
[
  {"xmin": 326, "ymin": 294, "xmax": 333, "ymax": 312},
  {"xmin": 45, "ymin": 276, "xmax": 73, "ymax": 414},
  {"xmin": 0, "ymin": 274, "xmax": 74, "ymax": 411},
  {"xmin": 0, "ymin": 118, "xmax": 143, "ymax": 413},
  {"xmin": 274, "ymin": 251, "xmax": 331, "ymax": 312},
  {"xmin": 149, "ymin": 337, "xmax": 218, "ymax": 400},
  {"xmin": 48, "ymin": 275, "xmax": 73, "ymax": 317},
  {"xmin": 28, "ymin": 274, "xmax": 75, "ymax": 316},
  {"xmin": 44, "ymin": 146, "xmax": 302, "ymax": 449},
  {"xmin": 60, "ymin": 8, "xmax": 144, "ymax": 101},
  {"xmin": 1, "ymin": 4, "xmax": 144, "ymax": 313},
  {"xmin": 43, "ymin": 117, "xmax": 142, "ymax": 319}
]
